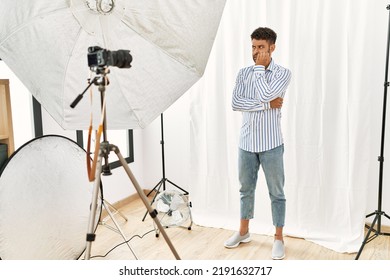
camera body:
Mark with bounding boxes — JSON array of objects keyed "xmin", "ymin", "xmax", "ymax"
[{"xmin": 87, "ymin": 46, "xmax": 132, "ymax": 69}]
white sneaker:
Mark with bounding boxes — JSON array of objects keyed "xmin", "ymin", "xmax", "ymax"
[
  {"xmin": 224, "ymin": 232, "xmax": 251, "ymax": 248},
  {"xmin": 272, "ymin": 240, "xmax": 285, "ymax": 260}
]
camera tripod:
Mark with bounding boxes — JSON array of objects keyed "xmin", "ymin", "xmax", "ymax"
[
  {"xmin": 355, "ymin": 4, "xmax": 390, "ymax": 260},
  {"xmin": 71, "ymin": 70, "xmax": 180, "ymax": 260}
]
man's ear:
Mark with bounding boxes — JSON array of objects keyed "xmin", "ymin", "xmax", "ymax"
[{"xmin": 270, "ymin": 44, "xmax": 276, "ymax": 53}]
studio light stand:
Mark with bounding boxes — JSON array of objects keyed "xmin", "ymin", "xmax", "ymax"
[
  {"xmin": 142, "ymin": 113, "xmax": 189, "ymax": 222},
  {"xmin": 71, "ymin": 69, "xmax": 180, "ymax": 260},
  {"xmin": 355, "ymin": 4, "xmax": 390, "ymax": 260}
]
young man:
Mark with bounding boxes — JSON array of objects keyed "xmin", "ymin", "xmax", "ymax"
[{"xmin": 225, "ymin": 27, "xmax": 291, "ymax": 260}]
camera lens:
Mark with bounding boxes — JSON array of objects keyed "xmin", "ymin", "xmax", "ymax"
[{"xmin": 111, "ymin": 50, "xmax": 132, "ymax": 68}]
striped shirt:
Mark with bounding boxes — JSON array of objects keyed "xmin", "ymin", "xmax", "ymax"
[{"xmin": 232, "ymin": 59, "xmax": 291, "ymax": 152}]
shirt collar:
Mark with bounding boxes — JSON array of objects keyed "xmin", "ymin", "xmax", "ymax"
[{"xmin": 267, "ymin": 58, "xmax": 276, "ymax": 72}]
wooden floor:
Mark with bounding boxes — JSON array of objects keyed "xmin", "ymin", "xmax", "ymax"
[{"xmin": 87, "ymin": 195, "xmax": 390, "ymax": 260}]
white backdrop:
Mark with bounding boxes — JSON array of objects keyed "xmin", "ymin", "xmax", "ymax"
[{"xmin": 186, "ymin": 0, "xmax": 390, "ymax": 253}]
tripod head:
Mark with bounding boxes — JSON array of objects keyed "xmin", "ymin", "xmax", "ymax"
[
  {"xmin": 92, "ymin": 67, "xmax": 110, "ymax": 85},
  {"xmin": 70, "ymin": 66, "xmax": 110, "ymax": 108}
]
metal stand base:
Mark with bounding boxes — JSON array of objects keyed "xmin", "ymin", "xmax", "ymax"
[
  {"xmin": 101, "ymin": 198, "xmax": 138, "ymax": 259},
  {"xmin": 100, "ymin": 199, "xmax": 128, "ymax": 233},
  {"xmin": 355, "ymin": 211, "xmax": 390, "ymax": 259},
  {"xmin": 84, "ymin": 142, "xmax": 181, "ymax": 260}
]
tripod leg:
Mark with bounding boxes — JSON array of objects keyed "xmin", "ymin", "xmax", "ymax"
[
  {"xmin": 112, "ymin": 146, "xmax": 181, "ymax": 260},
  {"xmin": 355, "ymin": 214, "xmax": 379, "ymax": 260},
  {"xmin": 142, "ymin": 179, "xmax": 163, "ymax": 222},
  {"xmin": 84, "ymin": 151, "xmax": 104, "ymax": 260},
  {"xmin": 166, "ymin": 179, "xmax": 189, "ymax": 195},
  {"xmin": 145, "ymin": 179, "xmax": 164, "ymax": 197},
  {"xmin": 365, "ymin": 211, "xmax": 376, "ymax": 219}
]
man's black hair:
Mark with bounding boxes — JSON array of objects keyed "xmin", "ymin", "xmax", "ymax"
[{"xmin": 251, "ymin": 27, "xmax": 277, "ymax": 44}]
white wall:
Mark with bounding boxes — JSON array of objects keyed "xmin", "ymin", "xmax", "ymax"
[{"xmin": 0, "ymin": 62, "xmax": 33, "ymax": 149}]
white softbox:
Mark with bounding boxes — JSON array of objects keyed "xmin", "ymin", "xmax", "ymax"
[{"xmin": 0, "ymin": 0, "xmax": 226, "ymax": 129}]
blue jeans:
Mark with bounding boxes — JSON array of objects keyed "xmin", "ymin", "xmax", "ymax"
[{"xmin": 239, "ymin": 145, "xmax": 286, "ymax": 227}]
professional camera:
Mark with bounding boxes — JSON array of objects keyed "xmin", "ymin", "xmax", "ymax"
[{"xmin": 87, "ymin": 46, "xmax": 132, "ymax": 69}]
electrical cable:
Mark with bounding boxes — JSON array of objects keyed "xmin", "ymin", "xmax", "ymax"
[{"xmin": 83, "ymin": 229, "xmax": 156, "ymax": 259}]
